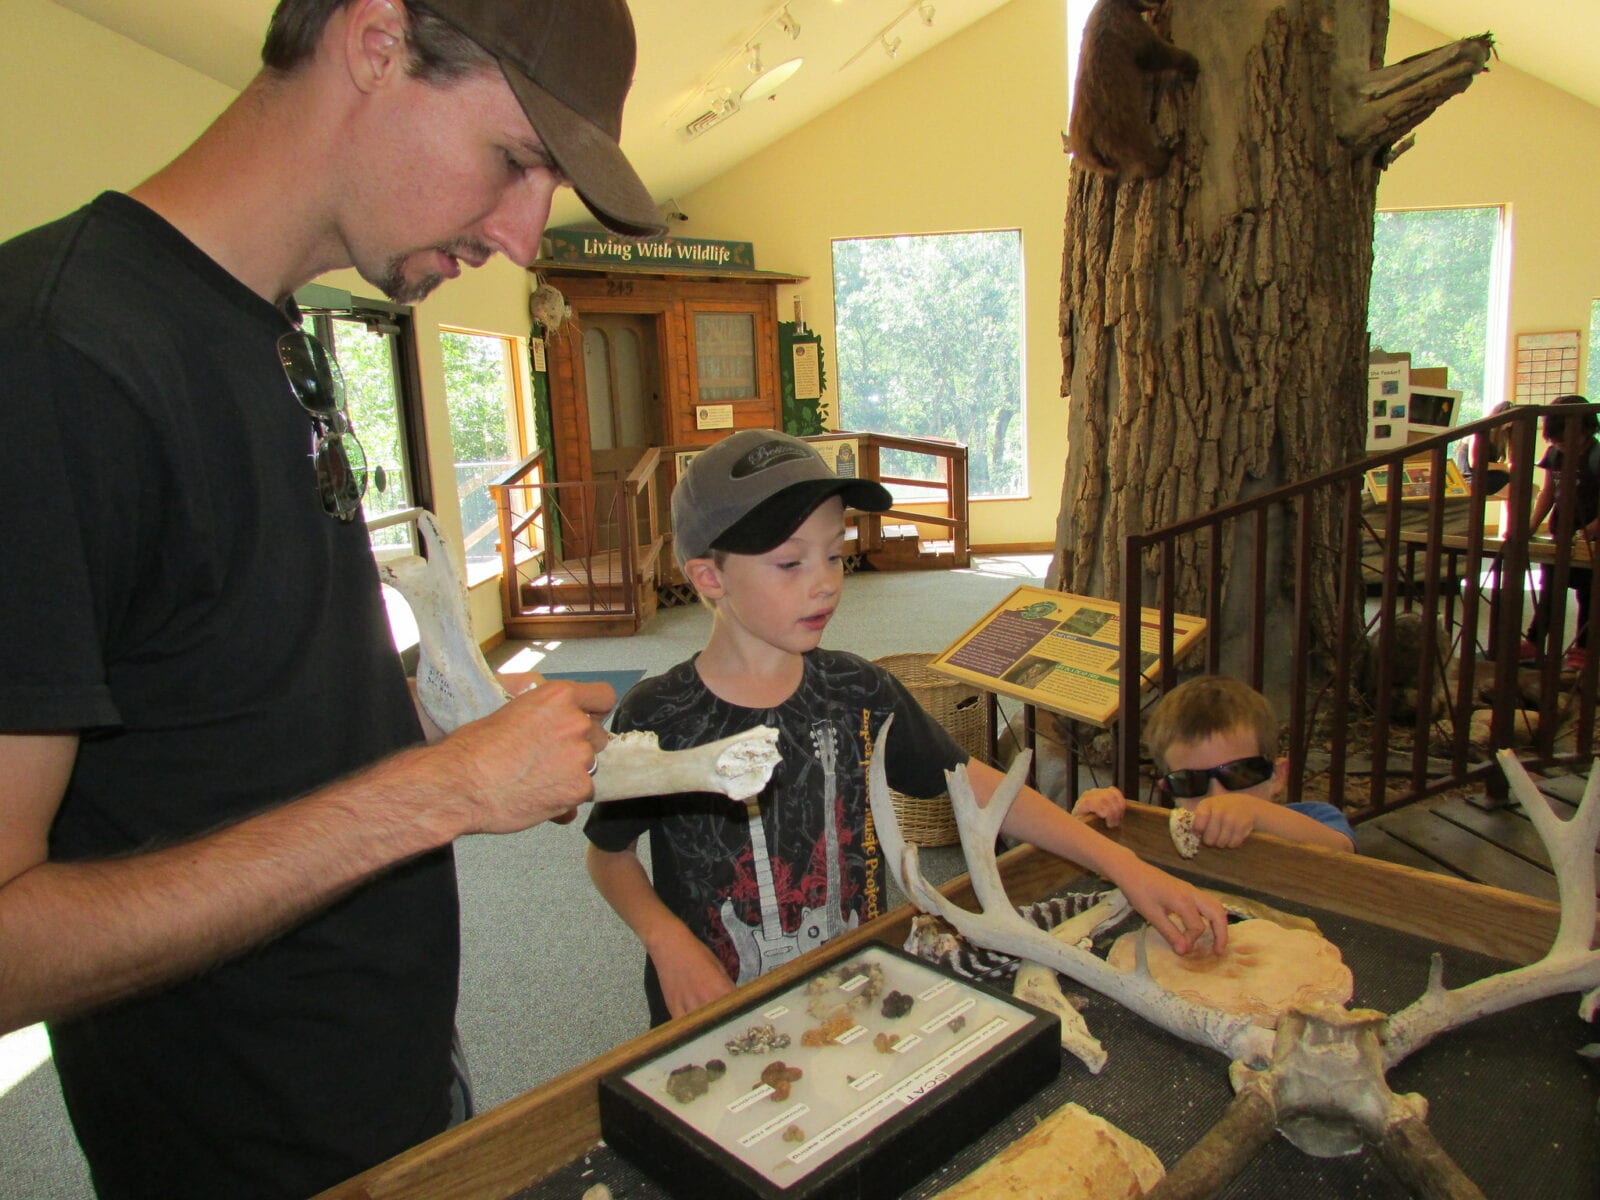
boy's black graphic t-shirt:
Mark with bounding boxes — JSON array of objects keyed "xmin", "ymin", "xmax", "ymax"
[{"xmin": 584, "ymin": 649, "xmax": 963, "ymax": 1024}]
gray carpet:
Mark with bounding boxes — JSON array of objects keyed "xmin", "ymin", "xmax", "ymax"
[{"xmin": 0, "ymin": 555, "xmax": 1047, "ymax": 1200}]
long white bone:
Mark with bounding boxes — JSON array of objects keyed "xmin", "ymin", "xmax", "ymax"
[
  {"xmin": 867, "ymin": 716, "xmax": 1274, "ymax": 1066},
  {"xmin": 374, "ymin": 509, "xmax": 781, "ymax": 803}
]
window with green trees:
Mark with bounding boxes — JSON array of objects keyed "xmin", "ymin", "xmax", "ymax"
[
  {"xmin": 1589, "ymin": 300, "xmax": 1599, "ymax": 394},
  {"xmin": 441, "ymin": 330, "xmax": 526, "ymax": 566},
  {"xmin": 1367, "ymin": 206, "xmax": 1505, "ymax": 421},
  {"xmin": 832, "ymin": 231, "xmax": 1026, "ymax": 498}
]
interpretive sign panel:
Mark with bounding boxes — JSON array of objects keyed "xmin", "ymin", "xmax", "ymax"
[{"xmin": 929, "ymin": 586, "xmax": 1205, "ymax": 726}]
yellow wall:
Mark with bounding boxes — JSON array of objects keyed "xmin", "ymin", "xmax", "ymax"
[
  {"xmin": 1377, "ymin": 14, "xmax": 1600, "ymax": 399},
  {"xmin": 683, "ymin": 0, "xmax": 1600, "ymax": 547},
  {"xmin": 680, "ymin": 0, "xmax": 1071, "ymax": 550},
  {"xmin": 3, "ymin": 0, "xmax": 529, "ymax": 640}
]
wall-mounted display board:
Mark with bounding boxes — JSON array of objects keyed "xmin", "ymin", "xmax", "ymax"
[
  {"xmin": 1514, "ymin": 330, "xmax": 1580, "ymax": 403},
  {"xmin": 928, "ymin": 585, "xmax": 1205, "ymax": 726},
  {"xmin": 598, "ymin": 943, "xmax": 1057, "ymax": 1200}
]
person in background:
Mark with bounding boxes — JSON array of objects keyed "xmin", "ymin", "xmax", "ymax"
[
  {"xmin": 584, "ymin": 430, "xmax": 1230, "ymax": 1026},
  {"xmin": 0, "ymin": 2, "xmax": 661, "ymax": 1196},
  {"xmin": 1519, "ymin": 394, "xmax": 1600, "ymax": 671},
  {"xmin": 1074, "ymin": 675, "xmax": 1356, "ymax": 852}
]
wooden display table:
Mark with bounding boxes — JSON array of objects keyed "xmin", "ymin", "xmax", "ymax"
[{"xmin": 314, "ymin": 806, "xmax": 1590, "ymax": 1200}]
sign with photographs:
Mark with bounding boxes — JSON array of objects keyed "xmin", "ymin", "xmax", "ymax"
[
  {"xmin": 1364, "ymin": 457, "xmax": 1470, "ymax": 505},
  {"xmin": 928, "ymin": 586, "xmax": 1206, "ymax": 726}
]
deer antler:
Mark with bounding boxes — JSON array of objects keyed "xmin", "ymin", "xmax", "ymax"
[
  {"xmin": 1382, "ymin": 750, "xmax": 1600, "ymax": 1067},
  {"xmin": 867, "ymin": 717, "xmax": 1274, "ymax": 1067}
]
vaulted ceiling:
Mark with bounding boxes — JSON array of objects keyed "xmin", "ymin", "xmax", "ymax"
[{"xmin": 51, "ymin": 1, "xmax": 1596, "ymax": 231}]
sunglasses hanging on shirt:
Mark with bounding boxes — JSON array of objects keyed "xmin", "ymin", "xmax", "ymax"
[{"xmin": 277, "ymin": 329, "xmax": 369, "ymax": 522}]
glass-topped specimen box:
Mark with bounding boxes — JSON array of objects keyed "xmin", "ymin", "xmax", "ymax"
[{"xmin": 598, "ymin": 942, "xmax": 1059, "ymax": 1200}]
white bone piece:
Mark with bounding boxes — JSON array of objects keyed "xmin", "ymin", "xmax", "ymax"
[
  {"xmin": 1013, "ymin": 962, "xmax": 1108, "ymax": 1073},
  {"xmin": 376, "ymin": 510, "xmax": 781, "ymax": 804},
  {"xmin": 1170, "ymin": 806, "xmax": 1201, "ymax": 858}
]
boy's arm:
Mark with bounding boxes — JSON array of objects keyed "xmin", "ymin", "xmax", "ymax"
[
  {"xmin": 964, "ymin": 761, "xmax": 1227, "ymax": 955},
  {"xmin": 1192, "ymin": 793, "xmax": 1354, "ymax": 852},
  {"xmin": 584, "ymin": 841, "xmax": 735, "ymax": 1019}
]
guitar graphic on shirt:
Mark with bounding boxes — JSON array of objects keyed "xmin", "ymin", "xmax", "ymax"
[{"xmin": 720, "ymin": 724, "xmax": 854, "ymax": 983}]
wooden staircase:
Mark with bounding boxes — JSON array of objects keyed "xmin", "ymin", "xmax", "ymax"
[{"xmin": 864, "ymin": 522, "xmax": 965, "ymax": 571}]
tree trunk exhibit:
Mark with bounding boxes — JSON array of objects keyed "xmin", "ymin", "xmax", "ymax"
[{"xmin": 1051, "ymin": 0, "xmax": 1492, "ymax": 669}]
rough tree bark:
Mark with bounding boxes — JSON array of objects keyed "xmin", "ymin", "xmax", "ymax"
[{"xmin": 1049, "ymin": 0, "xmax": 1492, "ymax": 672}]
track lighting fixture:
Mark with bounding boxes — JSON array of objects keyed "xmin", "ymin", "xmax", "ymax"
[
  {"xmin": 777, "ymin": 6, "xmax": 800, "ymax": 39},
  {"xmin": 882, "ymin": 34, "xmax": 901, "ymax": 59}
]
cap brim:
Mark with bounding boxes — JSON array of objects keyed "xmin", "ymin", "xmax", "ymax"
[
  {"xmin": 503, "ymin": 67, "xmax": 666, "ymax": 238},
  {"xmin": 711, "ymin": 478, "xmax": 895, "ymax": 556}
]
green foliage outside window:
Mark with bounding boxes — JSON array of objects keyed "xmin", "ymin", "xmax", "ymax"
[
  {"xmin": 441, "ymin": 331, "xmax": 516, "ymax": 563},
  {"xmin": 832, "ymin": 232, "xmax": 1025, "ymax": 498},
  {"xmin": 329, "ymin": 319, "xmax": 409, "ymax": 548},
  {"xmin": 1368, "ymin": 206, "xmax": 1501, "ymax": 421}
]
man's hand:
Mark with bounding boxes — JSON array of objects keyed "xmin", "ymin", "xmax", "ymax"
[
  {"xmin": 1072, "ymin": 786, "xmax": 1127, "ymax": 827},
  {"xmin": 649, "ymin": 924, "xmax": 736, "ymax": 1019},
  {"xmin": 1115, "ymin": 858, "xmax": 1229, "ymax": 956},
  {"xmin": 1189, "ymin": 793, "xmax": 1267, "ymax": 849},
  {"xmin": 439, "ymin": 680, "xmax": 614, "ymax": 834}
]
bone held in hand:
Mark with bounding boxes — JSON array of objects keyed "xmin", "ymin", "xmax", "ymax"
[{"xmin": 591, "ymin": 727, "xmax": 781, "ymax": 803}]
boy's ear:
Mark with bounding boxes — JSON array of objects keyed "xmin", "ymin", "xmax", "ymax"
[
  {"xmin": 682, "ymin": 556, "xmax": 726, "ymax": 601},
  {"xmin": 1269, "ymin": 755, "xmax": 1289, "ymax": 799}
]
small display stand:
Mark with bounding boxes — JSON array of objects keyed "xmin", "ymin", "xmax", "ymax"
[
  {"xmin": 926, "ymin": 585, "xmax": 1205, "ymax": 727},
  {"xmin": 598, "ymin": 943, "xmax": 1058, "ymax": 1200}
]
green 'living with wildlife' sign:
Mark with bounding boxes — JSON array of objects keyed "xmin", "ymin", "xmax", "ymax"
[{"xmin": 542, "ymin": 229, "xmax": 756, "ymax": 272}]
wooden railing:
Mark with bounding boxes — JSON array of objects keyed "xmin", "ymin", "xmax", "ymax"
[
  {"xmin": 1115, "ymin": 403, "xmax": 1600, "ymax": 818},
  {"xmin": 804, "ymin": 431, "xmax": 969, "ymax": 564},
  {"xmin": 488, "ymin": 447, "xmax": 665, "ymax": 631}
]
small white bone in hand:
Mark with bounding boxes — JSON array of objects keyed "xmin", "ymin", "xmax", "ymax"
[{"xmin": 592, "ymin": 727, "xmax": 782, "ymax": 803}]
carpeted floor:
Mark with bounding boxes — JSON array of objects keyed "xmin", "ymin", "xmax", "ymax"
[{"xmin": 0, "ymin": 554, "xmax": 1047, "ymax": 1200}]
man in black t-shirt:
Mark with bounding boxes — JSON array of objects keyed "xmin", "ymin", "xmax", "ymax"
[{"xmin": 0, "ymin": 3, "xmax": 662, "ymax": 1196}]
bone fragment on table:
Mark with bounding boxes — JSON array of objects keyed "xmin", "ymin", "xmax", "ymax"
[
  {"xmin": 1382, "ymin": 749, "xmax": 1600, "ymax": 1068},
  {"xmin": 376, "ymin": 510, "xmax": 781, "ymax": 803},
  {"xmin": 1012, "ymin": 962, "xmax": 1108, "ymax": 1073},
  {"xmin": 866, "ymin": 716, "xmax": 1274, "ymax": 1068}
]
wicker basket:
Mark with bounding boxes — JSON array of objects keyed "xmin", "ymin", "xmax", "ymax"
[{"xmin": 873, "ymin": 652, "xmax": 993, "ymax": 847}]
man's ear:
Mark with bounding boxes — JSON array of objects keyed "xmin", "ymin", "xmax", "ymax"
[
  {"xmin": 343, "ymin": 0, "xmax": 408, "ymax": 94},
  {"xmin": 683, "ymin": 557, "xmax": 725, "ymax": 601}
]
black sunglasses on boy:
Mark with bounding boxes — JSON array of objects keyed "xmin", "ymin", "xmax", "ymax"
[{"xmin": 1155, "ymin": 755, "xmax": 1276, "ymax": 801}]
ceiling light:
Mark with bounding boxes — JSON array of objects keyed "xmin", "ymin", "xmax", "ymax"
[
  {"xmin": 742, "ymin": 56, "xmax": 804, "ymax": 102},
  {"xmin": 919, "ymin": 3, "xmax": 936, "ymax": 26},
  {"xmin": 778, "ymin": 6, "xmax": 801, "ymax": 39},
  {"xmin": 746, "ymin": 43, "xmax": 763, "ymax": 75},
  {"xmin": 882, "ymin": 35, "xmax": 902, "ymax": 59}
]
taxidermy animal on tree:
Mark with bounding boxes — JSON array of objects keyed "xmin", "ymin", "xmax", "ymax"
[{"xmin": 1067, "ymin": 0, "xmax": 1199, "ymax": 178}]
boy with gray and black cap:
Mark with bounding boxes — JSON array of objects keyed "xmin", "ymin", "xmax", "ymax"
[{"xmin": 584, "ymin": 430, "xmax": 1228, "ymax": 1025}]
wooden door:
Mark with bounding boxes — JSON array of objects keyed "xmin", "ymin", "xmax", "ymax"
[{"xmin": 580, "ymin": 314, "xmax": 661, "ymax": 552}]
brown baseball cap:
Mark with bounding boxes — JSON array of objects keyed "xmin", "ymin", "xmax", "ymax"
[{"xmin": 424, "ymin": 0, "xmax": 665, "ymax": 237}]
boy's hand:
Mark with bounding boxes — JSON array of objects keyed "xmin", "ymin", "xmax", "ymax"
[
  {"xmin": 649, "ymin": 924, "xmax": 737, "ymax": 1019},
  {"xmin": 1190, "ymin": 793, "xmax": 1268, "ymax": 849},
  {"xmin": 1117, "ymin": 859, "xmax": 1229, "ymax": 956},
  {"xmin": 1072, "ymin": 786, "xmax": 1127, "ymax": 827}
]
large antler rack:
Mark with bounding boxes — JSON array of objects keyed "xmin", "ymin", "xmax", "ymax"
[
  {"xmin": 1382, "ymin": 749, "xmax": 1600, "ymax": 1068},
  {"xmin": 866, "ymin": 717, "xmax": 1273, "ymax": 1067}
]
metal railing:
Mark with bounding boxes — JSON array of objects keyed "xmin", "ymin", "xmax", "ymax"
[{"xmin": 1116, "ymin": 403, "xmax": 1600, "ymax": 817}]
